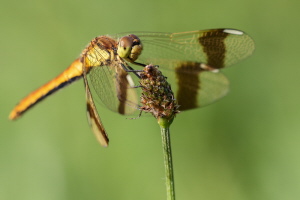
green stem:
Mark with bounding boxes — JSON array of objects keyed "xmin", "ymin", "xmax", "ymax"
[{"xmin": 159, "ymin": 118, "xmax": 175, "ymax": 200}]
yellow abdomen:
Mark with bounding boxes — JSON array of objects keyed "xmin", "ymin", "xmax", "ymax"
[{"xmin": 9, "ymin": 58, "xmax": 83, "ymax": 120}]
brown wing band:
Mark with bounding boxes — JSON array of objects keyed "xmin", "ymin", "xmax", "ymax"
[
  {"xmin": 175, "ymin": 62, "xmax": 204, "ymax": 110},
  {"xmin": 199, "ymin": 29, "xmax": 228, "ymax": 69}
]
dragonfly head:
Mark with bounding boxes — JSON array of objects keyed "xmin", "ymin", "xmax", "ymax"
[{"xmin": 117, "ymin": 34, "xmax": 143, "ymax": 62}]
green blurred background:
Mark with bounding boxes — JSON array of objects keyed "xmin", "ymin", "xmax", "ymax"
[{"xmin": 1, "ymin": 0, "xmax": 300, "ymax": 199}]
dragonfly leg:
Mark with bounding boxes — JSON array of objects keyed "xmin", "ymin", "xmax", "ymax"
[
  {"xmin": 126, "ymin": 110, "xmax": 143, "ymax": 120},
  {"xmin": 120, "ymin": 63, "xmax": 143, "ymax": 78},
  {"xmin": 132, "ymin": 62, "xmax": 146, "ymax": 67},
  {"xmin": 132, "ymin": 85, "xmax": 144, "ymax": 89}
]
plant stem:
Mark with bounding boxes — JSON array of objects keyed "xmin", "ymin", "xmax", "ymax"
[
  {"xmin": 159, "ymin": 118, "xmax": 175, "ymax": 200},
  {"xmin": 139, "ymin": 65, "xmax": 177, "ymax": 200}
]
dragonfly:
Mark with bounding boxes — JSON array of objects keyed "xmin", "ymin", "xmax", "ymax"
[{"xmin": 9, "ymin": 28, "xmax": 255, "ymax": 147}]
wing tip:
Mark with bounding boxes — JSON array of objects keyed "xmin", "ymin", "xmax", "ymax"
[{"xmin": 223, "ymin": 29, "xmax": 244, "ymax": 35}]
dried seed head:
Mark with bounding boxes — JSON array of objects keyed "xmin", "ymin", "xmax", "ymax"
[{"xmin": 139, "ymin": 65, "xmax": 179, "ymax": 122}]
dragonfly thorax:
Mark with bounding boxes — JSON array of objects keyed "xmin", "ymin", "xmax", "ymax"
[{"xmin": 117, "ymin": 34, "xmax": 143, "ymax": 62}]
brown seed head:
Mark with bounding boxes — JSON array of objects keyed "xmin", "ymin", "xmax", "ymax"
[{"xmin": 139, "ymin": 65, "xmax": 179, "ymax": 121}]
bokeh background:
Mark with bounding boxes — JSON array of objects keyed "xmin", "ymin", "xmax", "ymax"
[{"xmin": 1, "ymin": 0, "xmax": 300, "ymax": 199}]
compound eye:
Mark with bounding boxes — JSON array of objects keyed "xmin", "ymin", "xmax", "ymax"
[
  {"xmin": 128, "ymin": 34, "xmax": 141, "ymax": 45},
  {"xmin": 117, "ymin": 36, "xmax": 133, "ymax": 58}
]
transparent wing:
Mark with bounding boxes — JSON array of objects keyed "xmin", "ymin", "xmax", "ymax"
[
  {"xmin": 83, "ymin": 65, "xmax": 109, "ymax": 147},
  {"xmin": 112, "ymin": 28, "xmax": 254, "ymax": 70},
  {"xmin": 110, "ymin": 28, "xmax": 253, "ymax": 109},
  {"xmin": 83, "ymin": 51, "xmax": 140, "ymax": 147},
  {"xmin": 87, "ymin": 62, "xmax": 140, "ymax": 115},
  {"xmin": 160, "ymin": 62, "xmax": 229, "ymax": 110}
]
